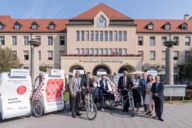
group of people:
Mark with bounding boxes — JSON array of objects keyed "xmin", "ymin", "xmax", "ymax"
[{"xmin": 68, "ymin": 70, "xmax": 164, "ymax": 121}]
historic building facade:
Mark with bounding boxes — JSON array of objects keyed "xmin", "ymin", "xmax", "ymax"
[{"xmin": 0, "ymin": 3, "xmax": 191, "ymax": 75}]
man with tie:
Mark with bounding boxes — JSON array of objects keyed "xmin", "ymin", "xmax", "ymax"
[
  {"xmin": 69, "ymin": 71, "xmax": 82, "ymax": 118},
  {"xmin": 151, "ymin": 76, "xmax": 164, "ymax": 121},
  {"xmin": 118, "ymin": 70, "xmax": 134, "ymax": 112}
]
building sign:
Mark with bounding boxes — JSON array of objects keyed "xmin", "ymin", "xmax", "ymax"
[
  {"xmin": 147, "ymin": 69, "xmax": 157, "ymax": 77},
  {"xmin": 79, "ymin": 59, "xmax": 123, "ymax": 64}
]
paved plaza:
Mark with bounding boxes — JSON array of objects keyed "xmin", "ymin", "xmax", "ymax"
[{"xmin": 0, "ymin": 102, "xmax": 192, "ymax": 128}]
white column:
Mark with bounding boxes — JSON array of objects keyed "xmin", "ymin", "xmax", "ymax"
[
  {"xmin": 31, "ymin": 46, "xmax": 39, "ymax": 87},
  {"xmin": 166, "ymin": 47, "xmax": 174, "ymax": 84}
]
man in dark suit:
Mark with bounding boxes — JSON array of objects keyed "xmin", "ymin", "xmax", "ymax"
[
  {"xmin": 139, "ymin": 73, "xmax": 148, "ymax": 112},
  {"xmin": 118, "ymin": 70, "xmax": 134, "ymax": 112},
  {"xmin": 151, "ymin": 76, "xmax": 164, "ymax": 121}
]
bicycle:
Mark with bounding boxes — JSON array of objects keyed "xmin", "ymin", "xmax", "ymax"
[
  {"xmin": 122, "ymin": 88, "xmax": 135, "ymax": 117},
  {"xmin": 84, "ymin": 88, "xmax": 97, "ymax": 120}
]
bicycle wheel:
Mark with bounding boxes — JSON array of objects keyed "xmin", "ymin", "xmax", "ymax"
[
  {"xmin": 32, "ymin": 100, "xmax": 44, "ymax": 117},
  {"xmin": 85, "ymin": 103, "xmax": 97, "ymax": 120},
  {"xmin": 129, "ymin": 99, "xmax": 135, "ymax": 117}
]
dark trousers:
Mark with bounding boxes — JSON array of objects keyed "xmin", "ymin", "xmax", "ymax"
[
  {"xmin": 154, "ymin": 96, "xmax": 163, "ymax": 119},
  {"xmin": 99, "ymin": 89, "xmax": 114, "ymax": 108},
  {"xmin": 70, "ymin": 92, "xmax": 81, "ymax": 116},
  {"xmin": 141, "ymin": 92, "xmax": 147, "ymax": 112},
  {"xmin": 121, "ymin": 90, "xmax": 130, "ymax": 110}
]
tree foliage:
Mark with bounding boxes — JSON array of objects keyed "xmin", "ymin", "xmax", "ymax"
[{"xmin": 0, "ymin": 47, "xmax": 22, "ymax": 72}]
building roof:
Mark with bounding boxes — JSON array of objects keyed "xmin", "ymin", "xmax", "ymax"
[
  {"xmin": 135, "ymin": 19, "xmax": 192, "ymax": 33},
  {"xmin": 0, "ymin": 16, "xmax": 68, "ymax": 33},
  {"xmin": 72, "ymin": 3, "xmax": 131, "ymax": 20}
]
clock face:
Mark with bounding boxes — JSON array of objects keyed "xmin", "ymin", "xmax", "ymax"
[{"xmin": 97, "ymin": 16, "xmax": 106, "ymax": 27}]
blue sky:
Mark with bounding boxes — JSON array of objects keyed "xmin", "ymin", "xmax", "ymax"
[{"xmin": 0, "ymin": 0, "xmax": 191, "ymax": 19}]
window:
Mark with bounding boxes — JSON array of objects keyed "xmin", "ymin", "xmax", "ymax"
[
  {"xmin": 85, "ymin": 48, "xmax": 89, "ymax": 55},
  {"xmin": 24, "ymin": 51, "xmax": 29, "ymax": 60},
  {"xmin": 60, "ymin": 36, "xmax": 65, "ymax": 45},
  {"xmin": 138, "ymin": 51, "xmax": 144, "ymax": 59},
  {"xmin": 109, "ymin": 31, "xmax": 113, "ymax": 41},
  {"xmin": 185, "ymin": 37, "xmax": 191, "ymax": 46},
  {"xmin": 86, "ymin": 31, "xmax": 89, "ymax": 41},
  {"xmin": 95, "ymin": 31, "xmax": 99, "ymax": 41},
  {"xmin": 39, "ymin": 51, "xmax": 41, "ymax": 60},
  {"xmin": 36, "ymin": 36, "xmax": 41, "ymax": 42},
  {"xmin": 12, "ymin": 36, "xmax": 17, "ymax": 45},
  {"xmin": 181, "ymin": 23, "xmax": 188, "ymax": 30},
  {"xmin": 48, "ymin": 22, "xmax": 55, "ymax": 30},
  {"xmin": 104, "ymin": 31, "xmax": 108, "ymax": 41},
  {"xmin": 138, "ymin": 36, "xmax": 143, "ymax": 45},
  {"xmin": 90, "ymin": 48, "xmax": 94, "ymax": 55},
  {"xmin": 123, "ymin": 31, "xmax": 127, "ymax": 41},
  {"xmin": 59, "ymin": 51, "xmax": 65, "ymax": 56},
  {"xmin": 48, "ymin": 51, "xmax": 53, "ymax": 60},
  {"xmin": 0, "ymin": 36, "xmax": 5, "ymax": 45},
  {"xmin": 0, "ymin": 23, "xmax": 4, "ymax": 29},
  {"xmin": 119, "ymin": 48, "xmax": 122, "ymax": 55},
  {"xmin": 118, "ymin": 31, "xmax": 122, "ymax": 41},
  {"xmin": 76, "ymin": 48, "xmax": 80, "ymax": 54},
  {"xmin": 162, "ymin": 51, "xmax": 165, "ymax": 60},
  {"xmin": 100, "ymin": 31, "xmax": 103, "ymax": 41},
  {"xmin": 108, "ymin": 48, "xmax": 113, "ymax": 55},
  {"xmin": 81, "ymin": 31, "xmax": 84, "ymax": 41},
  {"xmin": 114, "ymin": 31, "xmax": 118, "ymax": 41},
  {"xmin": 147, "ymin": 23, "xmax": 154, "ymax": 30},
  {"xmin": 149, "ymin": 36, "xmax": 155, "ymax": 46},
  {"xmin": 95, "ymin": 48, "xmax": 99, "ymax": 55},
  {"xmin": 164, "ymin": 23, "xmax": 171, "ymax": 30},
  {"xmin": 76, "ymin": 31, "xmax": 80, "ymax": 41},
  {"xmin": 81, "ymin": 48, "xmax": 84, "ymax": 54},
  {"xmin": 103, "ymin": 48, "xmax": 108, "ymax": 55},
  {"xmin": 185, "ymin": 51, "xmax": 190, "ymax": 62},
  {"xmin": 14, "ymin": 22, "xmax": 21, "ymax": 30},
  {"xmin": 162, "ymin": 36, "xmax": 167, "ymax": 45},
  {"xmin": 149, "ymin": 51, "xmax": 155, "ymax": 60},
  {"xmin": 114, "ymin": 48, "xmax": 118, "ymax": 54},
  {"xmin": 48, "ymin": 36, "xmax": 53, "ymax": 45},
  {"xmin": 12, "ymin": 51, "xmax": 17, "ymax": 60},
  {"xmin": 99, "ymin": 48, "xmax": 103, "ymax": 55},
  {"xmin": 173, "ymin": 37, "xmax": 179, "ymax": 45},
  {"xmin": 122, "ymin": 48, "xmax": 127, "ymax": 55},
  {"xmin": 174, "ymin": 51, "xmax": 179, "ymax": 60},
  {"xmin": 24, "ymin": 36, "xmax": 29, "ymax": 45},
  {"xmin": 31, "ymin": 22, "xmax": 38, "ymax": 30},
  {"xmin": 91, "ymin": 31, "xmax": 94, "ymax": 41}
]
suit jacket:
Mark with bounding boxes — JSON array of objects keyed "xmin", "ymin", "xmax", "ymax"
[
  {"xmin": 69, "ymin": 77, "xmax": 82, "ymax": 96},
  {"xmin": 81, "ymin": 75, "xmax": 92, "ymax": 88},
  {"xmin": 151, "ymin": 82, "xmax": 164, "ymax": 100},
  {"xmin": 139, "ymin": 79, "xmax": 147, "ymax": 94},
  {"xmin": 99, "ymin": 79, "xmax": 108, "ymax": 93},
  {"xmin": 118, "ymin": 76, "xmax": 133, "ymax": 90}
]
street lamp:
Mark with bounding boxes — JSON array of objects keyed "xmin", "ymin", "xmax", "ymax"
[{"xmin": 29, "ymin": 39, "xmax": 41, "ymax": 87}]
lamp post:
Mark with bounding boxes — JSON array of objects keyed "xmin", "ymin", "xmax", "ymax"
[
  {"xmin": 29, "ymin": 39, "xmax": 41, "ymax": 87},
  {"xmin": 164, "ymin": 40, "xmax": 176, "ymax": 84}
]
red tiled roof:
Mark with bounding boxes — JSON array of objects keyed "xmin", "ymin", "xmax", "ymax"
[
  {"xmin": 72, "ymin": 3, "xmax": 131, "ymax": 20},
  {"xmin": 0, "ymin": 16, "xmax": 68, "ymax": 33},
  {"xmin": 135, "ymin": 19, "xmax": 192, "ymax": 33}
]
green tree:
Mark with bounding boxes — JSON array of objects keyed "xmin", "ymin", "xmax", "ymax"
[{"xmin": 0, "ymin": 47, "xmax": 22, "ymax": 72}]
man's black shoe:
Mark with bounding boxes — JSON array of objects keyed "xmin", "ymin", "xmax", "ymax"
[
  {"xmin": 72, "ymin": 114, "xmax": 76, "ymax": 118},
  {"xmin": 158, "ymin": 118, "xmax": 164, "ymax": 121},
  {"xmin": 76, "ymin": 112, "xmax": 81, "ymax": 116},
  {"xmin": 122, "ymin": 109, "xmax": 128, "ymax": 112}
]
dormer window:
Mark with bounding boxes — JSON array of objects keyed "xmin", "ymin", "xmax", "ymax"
[
  {"xmin": 48, "ymin": 22, "xmax": 55, "ymax": 30},
  {"xmin": 14, "ymin": 22, "xmax": 21, "ymax": 30},
  {"xmin": 164, "ymin": 23, "xmax": 171, "ymax": 30},
  {"xmin": 181, "ymin": 23, "xmax": 188, "ymax": 30},
  {"xmin": 147, "ymin": 23, "xmax": 154, "ymax": 30},
  {"xmin": 31, "ymin": 22, "xmax": 38, "ymax": 30},
  {"xmin": 0, "ymin": 22, "xmax": 4, "ymax": 29}
]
